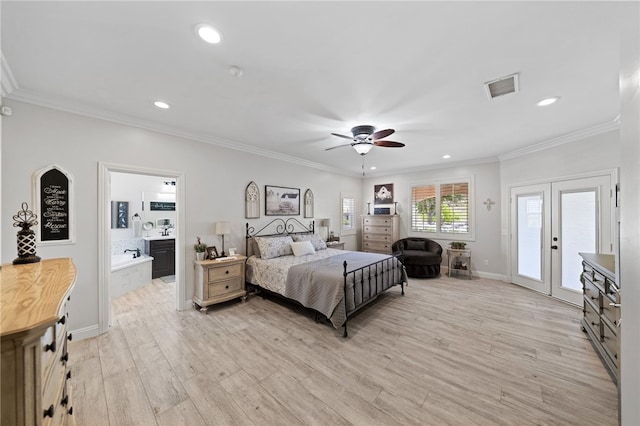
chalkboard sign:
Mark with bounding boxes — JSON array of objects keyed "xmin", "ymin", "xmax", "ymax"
[
  {"xmin": 150, "ymin": 201, "xmax": 175, "ymax": 211},
  {"xmin": 33, "ymin": 165, "xmax": 75, "ymax": 245}
]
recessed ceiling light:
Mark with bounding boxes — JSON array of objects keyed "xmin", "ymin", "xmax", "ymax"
[
  {"xmin": 196, "ymin": 24, "xmax": 221, "ymax": 44},
  {"xmin": 370, "ymin": 166, "xmax": 377, "ymax": 170},
  {"xmin": 442, "ymin": 154, "xmax": 451, "ymax": 159},
  {"xmin": 537, "ymin": 97, "xmax": 560, "ymax": 106},
  {"xmin": 154, "ymin": 101, "xmax": 170, "ymax": 109}
]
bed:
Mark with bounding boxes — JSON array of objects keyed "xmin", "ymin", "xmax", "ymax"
[{"xmin": 245, "ymin": 218, "xmax": 407, "ymax": 337}]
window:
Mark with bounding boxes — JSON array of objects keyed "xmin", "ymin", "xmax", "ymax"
[
  {"xmin": 411, "ymin": 178, "xmax": 473, "ymax": 239},
  {"xmin": 341, "ymin": 195, "xmax": 356, "ymax": 235}
]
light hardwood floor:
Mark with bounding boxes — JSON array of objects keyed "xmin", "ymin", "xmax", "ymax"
[{"xmin": 69, "ymin": 275, "xmax": 618, "ymax": 425}]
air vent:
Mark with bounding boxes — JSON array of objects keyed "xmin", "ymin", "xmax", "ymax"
[{"xmin": 484, "ymin": 73, "xmax": 519, "ymax": 99}]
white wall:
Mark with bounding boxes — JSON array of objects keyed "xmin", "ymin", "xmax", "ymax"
[
  {"xmin": 1, "ymin": 100, "xmax": 361, "ymax": 336},
  {"xmin": 362, "ymin": 161, "xmax": 504, "ymax": 279}
]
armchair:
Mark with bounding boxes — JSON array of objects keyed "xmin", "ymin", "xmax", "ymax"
[{"xmin": 392, "ymin": 237, "xmax": 443, "ymax": 278}]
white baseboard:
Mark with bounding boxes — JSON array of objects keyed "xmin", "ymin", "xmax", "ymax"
[
  {"xmin": 69, "ymin": 324, "xmax": 101, "ymax": 341},
  {"xmin": 443, "ymin": 266, "xmax": 508, "ymax": 282}
]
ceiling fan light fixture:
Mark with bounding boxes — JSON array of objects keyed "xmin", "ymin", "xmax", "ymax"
[{"xmin": 352, "ymin": 143, "xmax": 373, "ymax": 155}]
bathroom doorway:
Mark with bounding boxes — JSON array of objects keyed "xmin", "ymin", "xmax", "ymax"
[{"xmin": 98, "ymin": 163, "xmax": 186, "ymax": 333}]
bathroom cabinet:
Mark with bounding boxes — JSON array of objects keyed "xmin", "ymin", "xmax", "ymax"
[{"xmin": 145, "ymin": 238, "xmax": 175, "ymax": 278}]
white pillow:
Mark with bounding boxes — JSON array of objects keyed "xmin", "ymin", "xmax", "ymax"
[
  {"xmin": 291, "ymin": 234, "xmax": 327, "ymax": 251},
  {"xmin": 291, "ymin": 240, "xmax": 316, "ymax": 256},
  {"xmin": 254, "ymin": 236, "xmax": 293, "ymax": 259}
]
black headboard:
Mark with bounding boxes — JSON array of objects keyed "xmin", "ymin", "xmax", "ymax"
[{"xmin": 245, "ymin": 218, "xmax": 315, "ymax": 256}]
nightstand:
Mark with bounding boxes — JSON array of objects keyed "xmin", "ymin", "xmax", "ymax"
[
  {"xmin": 447, "ymin": 248, "xmax": 471, "ymax": 278},
  {"xmin": 193, "ymin": 255, "xmax": 247, "ymax": 312},
  {"xmin": 326, "ymin": 241, "xmax": 345, "ymax": 250}
]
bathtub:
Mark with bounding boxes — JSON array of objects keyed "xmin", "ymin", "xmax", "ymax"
[{"xmin": 111, "ymin": 254, "xmax": 154, "ymax": 298}]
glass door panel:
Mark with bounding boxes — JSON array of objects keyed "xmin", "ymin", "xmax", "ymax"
[
  {"xmin": 517, "ymin": 195, "xmax": 543, "ymax": 280},
  {"xmin": 560, "ymin": 191, "xmax": 596, "ymax": 292}
]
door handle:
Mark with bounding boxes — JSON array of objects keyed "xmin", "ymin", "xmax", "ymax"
[{"xmin": 551, "ymin": 245, "xmax": 558, "ymax": 249}]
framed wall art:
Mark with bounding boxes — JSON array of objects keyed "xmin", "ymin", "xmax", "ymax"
[
  {"xmin": 374, "ymin": 183, "xmax": 394, "ymax": 205},
  {"xmin": 304, "ymin": 188, "xmax": 314, "ymax": 218},
  {"xmin": 265, "ymin": 185, "xmax": 300, "ymax": 216},
  {"xmin": 245, "ymin": 181, "xmax": 260, "ymax": 219}
]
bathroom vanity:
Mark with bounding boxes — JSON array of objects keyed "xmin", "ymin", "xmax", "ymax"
[{"xmin": 144, "ymin": 236, "xmax": 175, "ymax": 278}]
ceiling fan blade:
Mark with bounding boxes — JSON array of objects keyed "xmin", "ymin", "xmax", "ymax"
[
  {"xmin": 372, "ymin": 128, "xmax": 395, "ymax": 140},
  {"xmin": 330, "ymin": 132, "xmax": 354, "ymax": 140},
  {"xmin": 325, "ymin": 143, "xmax": 353, "ymax": 151},
  {"xmin": 374, "ymin": 140, "xmax": 405, "ymax": 148}
]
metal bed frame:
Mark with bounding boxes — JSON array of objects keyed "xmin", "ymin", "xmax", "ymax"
[{"xmin": 245, "ymin": 218, "xmax": 405, "ymax": 337}]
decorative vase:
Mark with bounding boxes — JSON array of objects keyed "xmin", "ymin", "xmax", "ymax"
[
  {"xmin": 13, "ymin": 202, "xmax": 41, "ymax": 265},
  {"xmin": 196, "ymin": 252, "xmax": 205, "ymax": 261}
]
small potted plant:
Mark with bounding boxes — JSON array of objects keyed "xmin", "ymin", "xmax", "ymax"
[
  {"xmin": 450, "ymin": 241, "xmax": 467, "ymax": 250},
  {"xmin": 194, "ymin": 236, "xmax": 207, "ymax": 261}
]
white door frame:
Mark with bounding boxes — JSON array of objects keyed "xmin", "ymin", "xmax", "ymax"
[
  {"xmin": 98, "ymin": 162, "xmax": 186, "ymax": 334},
  {"xmin": 507, "ymin": 169, "xmax": 617, "ymax": 303}
]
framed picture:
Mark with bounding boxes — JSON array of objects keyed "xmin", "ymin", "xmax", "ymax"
[
  {"xmin": 206, "ymin": 246, "xmax": 219, "ymax": 260},
  {"xmin": 374, "ymin": 183, "xmax": 394, "ymax": 204},
  {"xmin": 265, "ymin": 185, "xmax": 300, "ymax": 216},
  {"xmin": 33, "ymin": 164, "xmax": 76, "ymax": 245}
]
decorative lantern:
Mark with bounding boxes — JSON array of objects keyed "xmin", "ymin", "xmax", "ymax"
[{"xmin": 12, "ymin": 202, "xmax": 41, "ymax": 264}]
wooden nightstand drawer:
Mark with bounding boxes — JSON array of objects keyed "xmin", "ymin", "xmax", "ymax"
[
  {"xmin": 208, "ymin": 278, "xmax": 243, "ymax": 298},
  {"xmin": 207, "ymin": 263, "xmax": 243, "ymax": 282}
]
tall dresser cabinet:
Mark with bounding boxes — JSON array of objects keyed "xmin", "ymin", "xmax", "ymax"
[
  {"xmin": 1, "ymin": 258, "xmax": 77, "ymax": 426},
  {"xmin": 579, "ymin": 252, "xmax": 620, "ymax": 384},
  {"xmin": 362, "ymin": 215, "xmax": 399, "ymax": 254}
]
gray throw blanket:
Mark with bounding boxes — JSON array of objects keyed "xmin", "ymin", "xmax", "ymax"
[{"xmin": 284, "ymin": 251, "xmax": 406, "ymax": 328}]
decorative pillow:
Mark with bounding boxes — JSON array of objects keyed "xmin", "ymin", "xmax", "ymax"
[
  {"xmin": 291, "ymin": 234, "xmax": 327, "ymax": 251},
  {"xmin": 254, "ymin": 236, "xmax": 293, "ymax": 259},
  {"xmin": 406, "ymin": 240, "xmax": 427, "ymax": 251},
  {"xmin": 290, "ymin": 240, "xmax": 316, "ymax": 257}
]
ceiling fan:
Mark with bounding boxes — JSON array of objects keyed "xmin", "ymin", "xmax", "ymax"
[{"xmin": 325, "ymin": 125, "xmax": 405, "ymax": 156}]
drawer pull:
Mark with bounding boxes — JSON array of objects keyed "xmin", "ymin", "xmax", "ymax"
[
  {"xmin": 66, "ymin": 371, "xmax": 72, "ymax": 380},
  {"xmin": 590, "ymin": 296, "xmax": 598, "ymax": 301},
  {"xmin": 609, "ymin": 303, "xmax": 621, "ymax": 308},
  {"xmin": 58, "ymin": 315, "xmax": 66, "ymax": 325},
  {"xmin": 61, "ymin": 352, "xmax": 69, "ymax": 363},
  {"xmin": 44, "ymin": 405, "xmax": 54, "ymax": 418},
  {"xmin": 68, "ymin": 333, "xmax": 73, "ymax": 341},
  {"xmin": 68, "ymin": 407, "xmax": 74, "ymax": 415},
  {"xmin": 226, "ymin": 270, "xmax": 229, "ymax": 274},
  {"xmin": 61, "ymin": 395, "xmax": 69, "ymax": 406},
  {"xmin": 45, "ymin": 340, "xmax": 56, "ymax": 353},
  {"xmin": 225, "ymin": 285, "xmax": 229, "ymax": 289}
]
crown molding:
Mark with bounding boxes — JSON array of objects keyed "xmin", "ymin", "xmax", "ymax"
[
  {"xmin": 368, "ymin": 156, "xmax": 500, "ymax": 178},
  {"xmin": 6, "ymin": 89, "xmax": 361, "ymax": 177},
  {"xmin": 1, "ymin": 53, "xmax": 19, "ymax": 97},
  {"xmin": 499, "ymin": 119, "xmax": 620, "ymax": 161}
]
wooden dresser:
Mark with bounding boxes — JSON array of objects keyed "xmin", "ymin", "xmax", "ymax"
[
  {"xmin": 1, "ymin": 258, "xmax": 77, "ymax": 426},
  {"xmin": 362, "ymin": 215, "xmax": 399, "ymax": 254},
  {"xmin": 579, "ymin": 252, "xmax": 620, "ymax": 384},
  {"xmin": 193, "ymin": 256, "xmax": 247, "ymax": 312}
]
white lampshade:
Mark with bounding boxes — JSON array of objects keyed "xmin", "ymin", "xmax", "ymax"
[
  {"xmin": 320, "ymin": 219, "xmax": 331, "ymax": 228},
  {"xmin": 352, "ymin": 143, "xmax": 373, "ymax": 155},
  {"xmin": 214, "ymin": 221, "xmax": 231, "ymax": 235}
]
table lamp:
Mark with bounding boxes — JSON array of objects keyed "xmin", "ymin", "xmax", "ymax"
[
  {"xmin": 215, "ymin": 221, "xmax": 231, "ymax": 257},
  {"xmin": 320, "ymin": 218, "xmax": 331, "ymax": 241}
]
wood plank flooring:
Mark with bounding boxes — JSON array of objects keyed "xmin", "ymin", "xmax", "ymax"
[{"xmin": 69, "ymin": 275, "xmax": 618, "ymax": 425}]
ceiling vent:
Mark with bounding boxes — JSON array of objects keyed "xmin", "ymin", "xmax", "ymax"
[{"xmin": 484, "ymin": 73, "xmax": 519, "ymax": 99}]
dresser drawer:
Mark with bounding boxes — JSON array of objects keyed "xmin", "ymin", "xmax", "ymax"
[
  {"xmin": 363, "ymin": 216, "xmax": 393, "ymax": 227},
  {"xmin": 583, "ymin": 277, "xmax": 601, "ymax": 306},
  {"xmin": 363, "ymin": 225, "xmax": 392, "ymax": 235},
  {"xmin": 602, "ymin": 295, "xmax": 621, "ymax": 328},
  {"xmin": 363, "ymin": 241, "xmax": 393, "ymax": 253},
  {"xmin": 42, "ymin": 348, "xmax": 66, "ymax": 425},
  {"xmin": 207, "ymin": 263, "xmax": 243, "ymax": 282},
  {"xmin": 602, "ymin": 321, "xmax": 619, "ymax": 367},
  {"xmin": 583, "ymin": 297, "xmax": 600, "ymax": 338},
  {"xmin": 208, "ymin": 277, "xmax": 243, "ymax": 298},
  {"xmin": 363, "ymin": 233, "xmax": 392, "ymax": 243}
]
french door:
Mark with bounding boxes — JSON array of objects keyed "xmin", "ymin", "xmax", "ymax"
[{"xmin": 510, "ymin": 175, "xmax": 613, "ymax": 305}]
